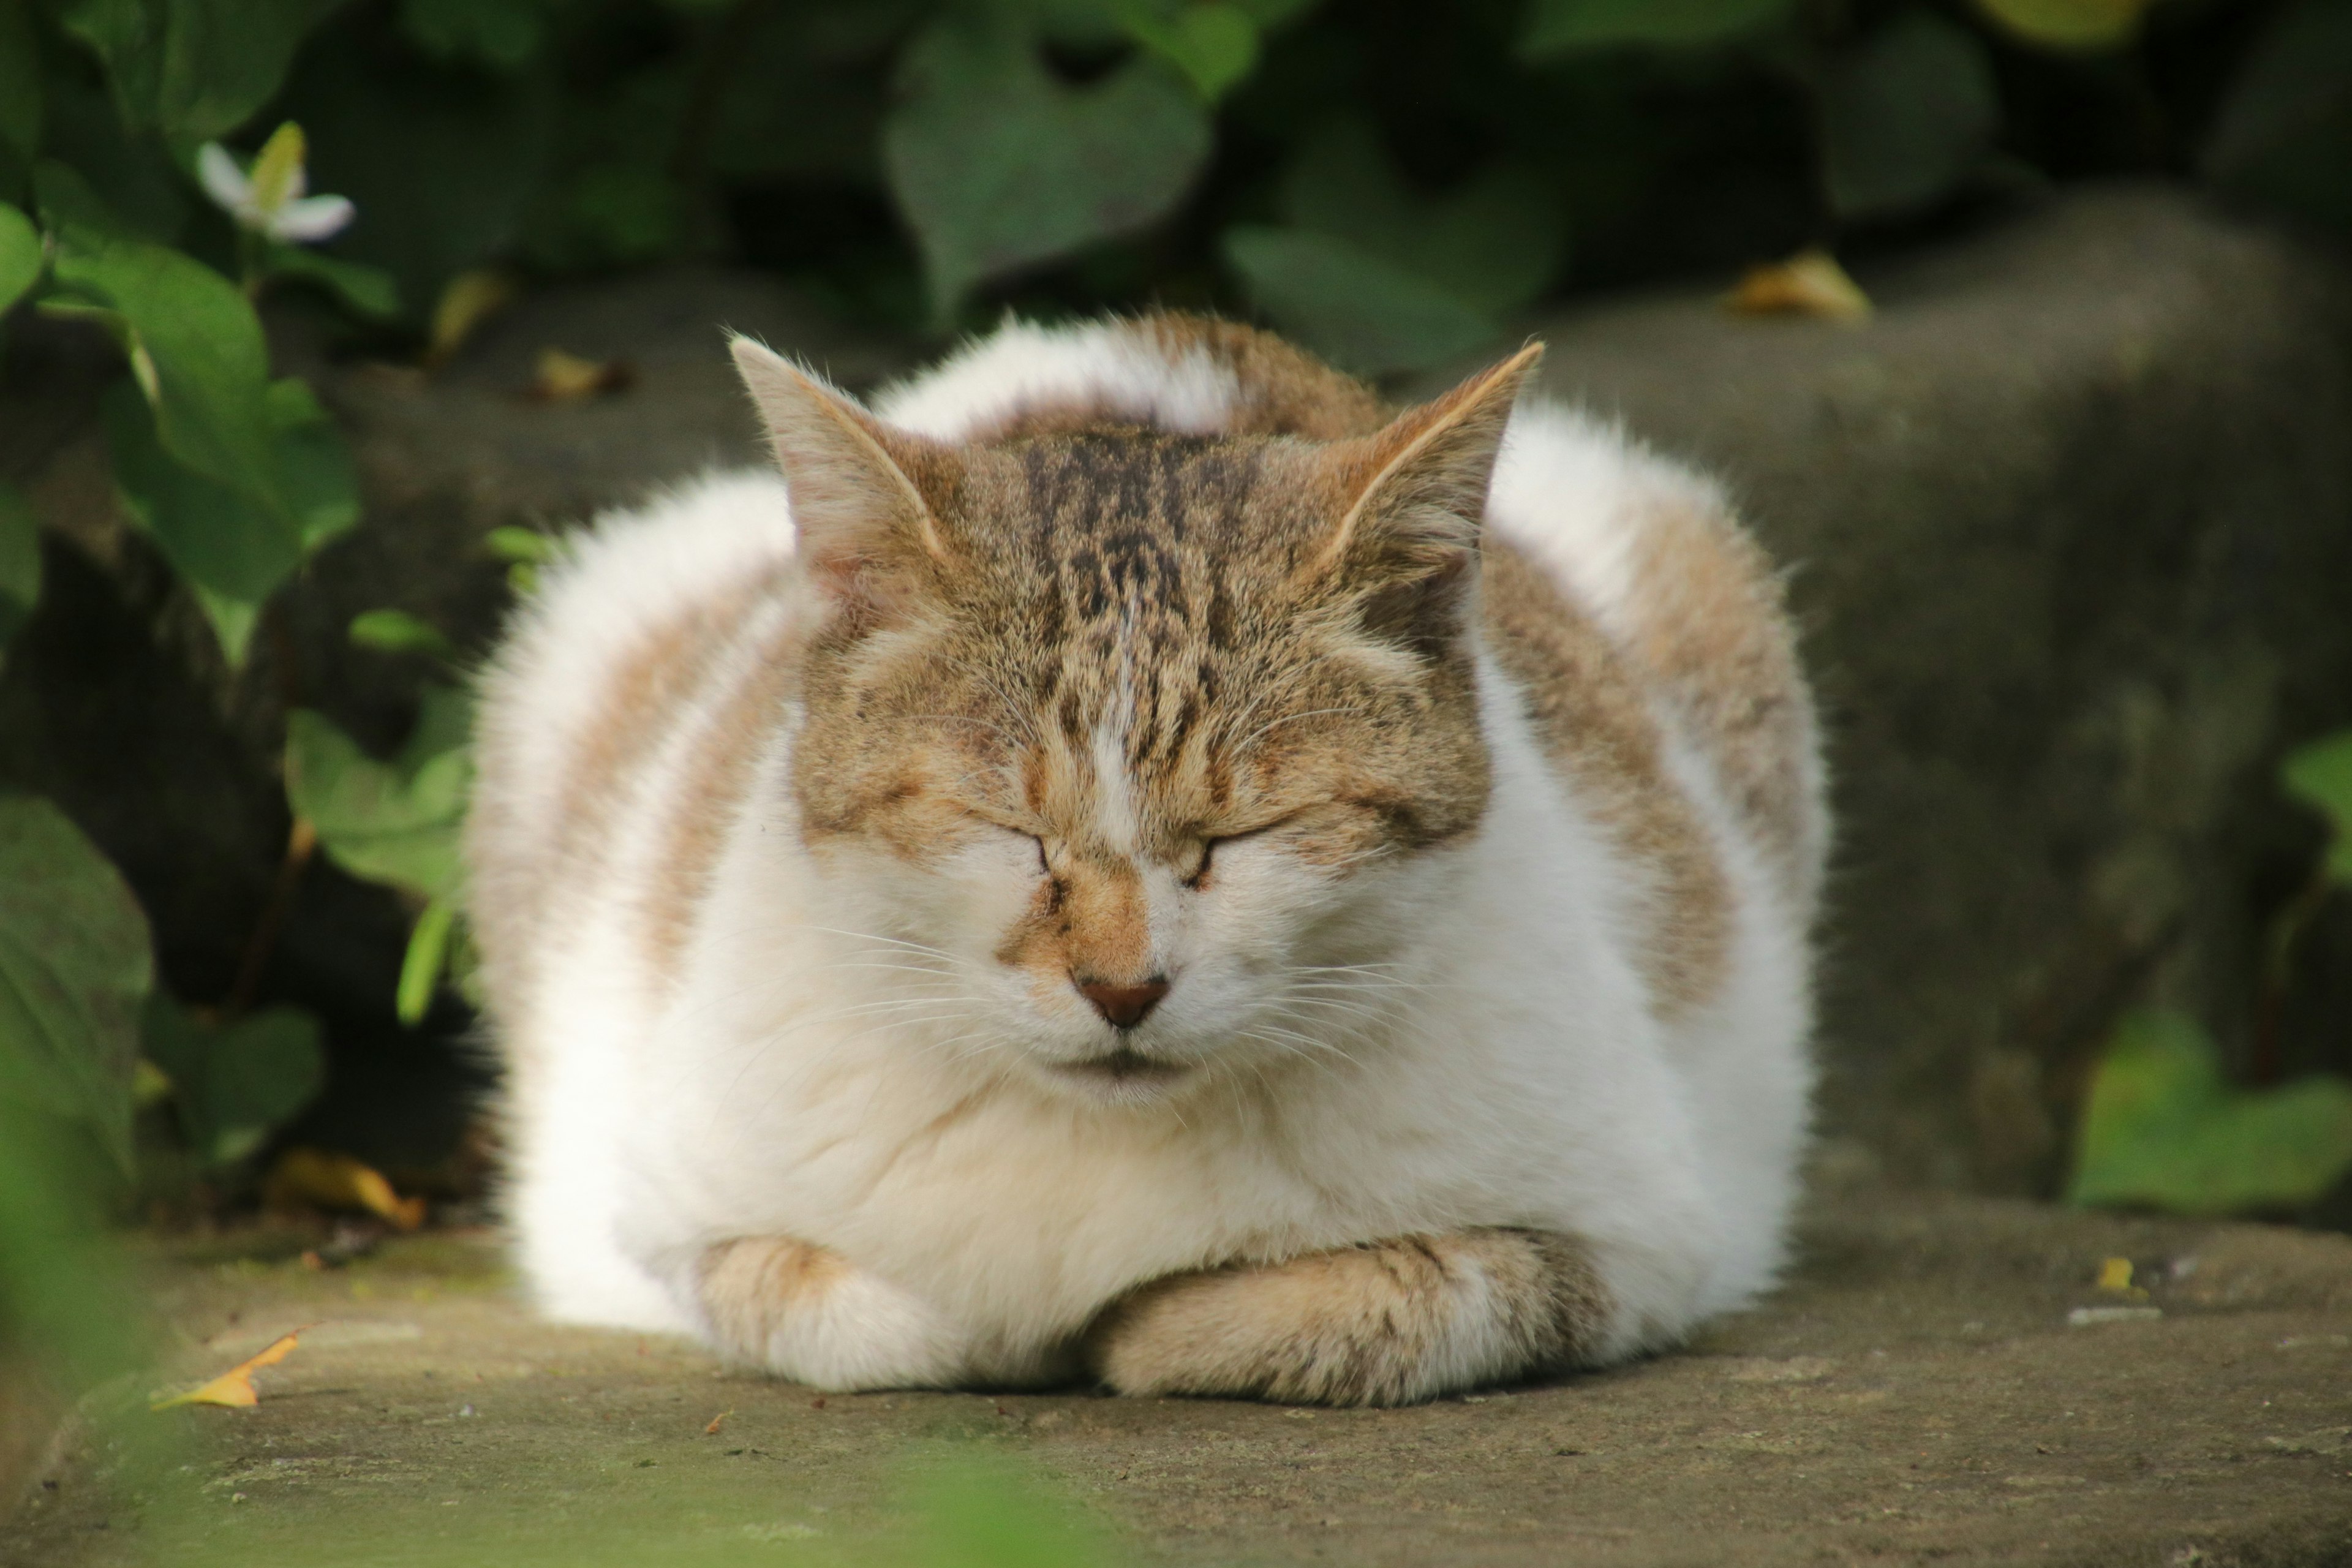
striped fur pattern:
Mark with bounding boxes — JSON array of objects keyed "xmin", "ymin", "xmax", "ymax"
[{"xmin": 465, "ymin": 314, "xmax": 1825, "ymax": 1405}]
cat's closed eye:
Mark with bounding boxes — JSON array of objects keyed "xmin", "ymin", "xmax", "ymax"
[{"xmin": 1185, "ymin": 812, "xmax": 1304, "ymax": 890}]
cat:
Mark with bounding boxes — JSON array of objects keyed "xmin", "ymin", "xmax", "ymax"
[{"xmin": 463, "ymin": 314, "xmax": 1825, "ymax": 1406}]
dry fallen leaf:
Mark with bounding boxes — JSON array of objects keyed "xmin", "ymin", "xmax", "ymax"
[
  {"xmin": 1725, "ymin": 248, "xmax": 1873, "ymax": 322},
  {"xmin": 152, "ymin": 1330, "xmax": 306, "ymax": 1410},
  {"xmin": 528, "ymin": 347, "xmax": 633, "ymax": 403},
  {"xmin": 2096, "ymin": 1256, "xmax": 2133, "ymax": 1292},
  {"xmin": 704, "ymin": 1410, "xmax": 733, "ymax": 1436},
  {"xmin": 265, "ymin": 1147, "xmax": 426, "ymax": 1231},
  {"xmin": 426, "ymin": 268, "xmax": 518, "ymax": 367}
]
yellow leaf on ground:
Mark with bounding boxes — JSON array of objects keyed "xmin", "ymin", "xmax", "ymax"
[
  {"xmin": 529, "ymin": 347, "xmax": 631, "ymax": 402},
  {"xmin": 152, "ymin": 1330, "xmax": 306, "ymax": 1410},
  {"xmin": 2097, "ymin": 1256, "xmax": 2134, "ymax": 1292},
  {"xmin": 1725, "ymin": 249, "xmax": 1872, "ymax": 322},
  {"xmin": 265, "ymin": 1147, "xmax": 426, "ymax": 1231},
  {"xmin": 426, "ymin": 268, "xmax": 518, "ymax": 367}
]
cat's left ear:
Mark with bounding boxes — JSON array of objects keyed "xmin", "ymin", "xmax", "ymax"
[
  {"xmin": 731, "ymin": 336, "xmax": 961, "ymax": 622},
  {"xmin": 1309, "ymin": 342, "xmax": 1544, "ymax": 599}
]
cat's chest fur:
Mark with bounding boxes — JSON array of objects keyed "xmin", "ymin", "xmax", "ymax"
[{"xmin": 467, "ymin": 315, "xmax": 1823, "ymax": 1393}]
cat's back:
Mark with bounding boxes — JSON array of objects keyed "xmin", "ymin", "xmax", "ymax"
[{"xmin": 465, "ymin": 469, "xmax": 809, "ymax": 1073}]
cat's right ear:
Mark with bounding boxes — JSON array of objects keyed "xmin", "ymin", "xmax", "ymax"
[{"xmin": 730, "ymin": 337, "xmax": 960, "ymax": 622}]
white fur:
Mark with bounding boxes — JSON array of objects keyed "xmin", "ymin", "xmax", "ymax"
[{"xmin": 475, "ymin": 318, "xmax": 1820, "ymax": 1388}]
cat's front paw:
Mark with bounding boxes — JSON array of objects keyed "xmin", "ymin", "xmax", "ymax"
[
  {"xmin": 696, "ymin": 1237, "xmax": 970, "ymax": 1391},
  {"xmin": 1084, "ymin": 1229, "xmax": 1610, "ymax": 1408}
]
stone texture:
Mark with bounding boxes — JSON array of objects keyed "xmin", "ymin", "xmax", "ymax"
[
  {"xmin": 9, "ymin": 1191, "xmax": 2352, "ymax": 1566},
  {"xmin": 1463, "ymin": 186, "xmax": 2352, "ymax": 1194}
]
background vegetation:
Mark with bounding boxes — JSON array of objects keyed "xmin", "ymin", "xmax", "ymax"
[{"xmin": 3, "ymin": 0, "xmax": 2351, "ymax": 1402}]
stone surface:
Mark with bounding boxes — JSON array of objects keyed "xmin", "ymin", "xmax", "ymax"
[
  {"xmin": 1466, "ymin": 186, "xmax": 2352, "ymax": 1195},
  {"xmin": 9, "ymin": 1192, "xmax": 2352, "ymax": 1566}
]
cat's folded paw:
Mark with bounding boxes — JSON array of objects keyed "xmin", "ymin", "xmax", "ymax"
[
  {"xmin": 1084, "ymin": 1230, "xmax": 1609, "ymax": 1408},
  {"xmin": 696, "ymin": 1236, "xmax": 970, "ymax": 1391}
]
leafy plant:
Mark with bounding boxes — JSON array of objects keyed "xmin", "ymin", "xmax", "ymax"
[
  {"xmin": 2070, "ymin": 726, "xmax": 2352, "ymax": 1216},
  {"xmin": 2069, "ymin": 1008, "xmax": 2352, "ymax": 1214},
  {"xmin": 141, "ymin": 995, "xmax": 325, "ymax": 1172},
  {"xmin": 285, "ymin": 684, "xmax": 474, "ymax": 1024},
  {"xmin": 0, "ymin": 794, "xmax": 153, "ymax": 1189}
]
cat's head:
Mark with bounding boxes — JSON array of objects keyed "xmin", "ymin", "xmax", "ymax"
[{"xmin": 733, "ymin": 330, "xmax": 1540, "ymax": 1104}]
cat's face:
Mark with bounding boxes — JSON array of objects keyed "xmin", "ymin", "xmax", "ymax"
[{"xmin": 736, "ymin": 339, "xmax": 1536, "ymax": 1103}]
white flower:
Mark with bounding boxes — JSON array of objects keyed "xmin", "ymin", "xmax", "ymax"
[{"xmin": 197, "ymin": 123, "xmax": 355, "ymax": 245}]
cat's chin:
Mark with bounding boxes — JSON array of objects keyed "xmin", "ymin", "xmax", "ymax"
[{"xmin": 1036, "ymin": 1047, "xmax": 1196, "ymax": 1106}]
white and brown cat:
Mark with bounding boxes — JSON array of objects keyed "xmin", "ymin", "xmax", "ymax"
[{"xmin": 464, "ymin": 315, "xmax": 1825, "ymax": 1406}]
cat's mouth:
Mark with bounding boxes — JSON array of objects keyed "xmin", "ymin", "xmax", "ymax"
[{"xmin": 1050, "ymin": 1047, "xmax": 1191, "ymax": 1088}]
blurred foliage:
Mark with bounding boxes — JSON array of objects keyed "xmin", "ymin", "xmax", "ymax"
[
  {"xmin": 2069, "ymin": 1008, "xmax": 2352, "ymax": 1213},
  {"xmin": 0, "ymin": 0, "xmax": 2345, "ymax": 1365},
  {"xmin": 2070, "ymin": 726, "xmax": 2352, "ymax": 1217}
]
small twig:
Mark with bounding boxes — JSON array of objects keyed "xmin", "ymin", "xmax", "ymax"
[{"xmin": 224, "ymin": 816, "xmax": 317, "ymax": 1020}]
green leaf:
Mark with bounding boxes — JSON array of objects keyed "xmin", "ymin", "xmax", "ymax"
[
  {"xmin": 285, "ymin": 685, "xmax": 473, "ymax": 902},
  {"xmin": 102, "ymin": 377, "xmax": 355, "ymax": 663},
  {"xmin": 143, "ymin": 996, "xmax": 325, "ymax": 1170},
  {"xmin": 1223, "ymin": 225, "xmax": 1498, "ymax": 375},
  {"xmin": 2203, "ymin": 0, "xmax": 2352, "ymax": 244},
  {"xmin": 0, "ymin": 0, "xmax": 42, "ymax": 162},
  {"xmin": 1971, "ymin": 0, "xmax": 2149, "ymax": 50},
  {"xmin": 0, "ymin": 480, "xmax": 40, "ymax": 648},
  {"xmin": 483, "ymin": 524, "xmax": 561, "ymax": 564},
  {"xmin": 103, "ymin": 384, "xmax": 290, "ymax": 662},
  {"xmin": 1821, "ymin": 10, "xmax": 2002, "ymax": 221},
  {"xmin": 400, "ymin": 0, "xmax": 549, "ymax": 69},
  {"xmin": 46, "ymin": 205, "xmax": 293, "ymax": 522},
  {"xmin": 0, "ymin": 796, "xmax": 153, "ymax": 1184},
  {"xmin": 2283, "ymin": 728, "xmax": 2352, "ymax": 885},
  {"xmin": 396, "ymin": 897, "xmax": 456, "ymax": 1026},
  {"xmin": 1281, "ymin": 118, "xmax": 1566, "ymax": 315},
  {"xmin": 1521, "ymin": 0, "xmax": 1795, "ymax": 56},
  {"xmin": 350, "ymin": 608, "xmax": 456, "ymax": 660},
  {"xmin": 1121, "ymin": 2, "xmax": 1261, "ymax": 103},
  {"xmin": 0, "ymin": 202, "xmax": 40, "ymax": 317},
  {"xmin": 62, "ymin": 0, "xmax": 331, "ymax": 142},
  {"xmin": 263, "ymin": 242, "xmax": 401, "ymax": 320},
  {"xmin": 263, "ymin": 376, "xmax": 361, "ymax": 552},
  {"xmin": 883, "ymin": 12, "xmax": 1212, "ymax": 315},
  {"xmin": 2070, "ymin": 1009, "xmax": 2352, "ymax": 1215}
]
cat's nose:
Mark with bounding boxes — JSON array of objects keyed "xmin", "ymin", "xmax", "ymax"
[{"xmin": 1074, "ymin": 974, "xmax": 1170, "ymax": 1030}]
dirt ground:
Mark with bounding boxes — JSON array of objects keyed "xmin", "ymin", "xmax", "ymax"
[{"xmin": 7, "ymin": 1191, "xmax": 2351, "ymax": 1567}]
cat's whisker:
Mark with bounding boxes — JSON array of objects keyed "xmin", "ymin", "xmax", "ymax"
[{"xmin": 1273, "ymin": 994, "xmax": 1405, "ymax": 1030}]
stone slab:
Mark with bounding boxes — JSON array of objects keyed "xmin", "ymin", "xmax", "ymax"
[{"xmin": 9, "ymin": 1194, "xmax": 2351, "ymax": 1566}]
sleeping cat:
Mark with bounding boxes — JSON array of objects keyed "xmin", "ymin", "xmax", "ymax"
[{"xmin": 464, "ymin": 315, "xmax": 1825, "ymax": 1406}]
